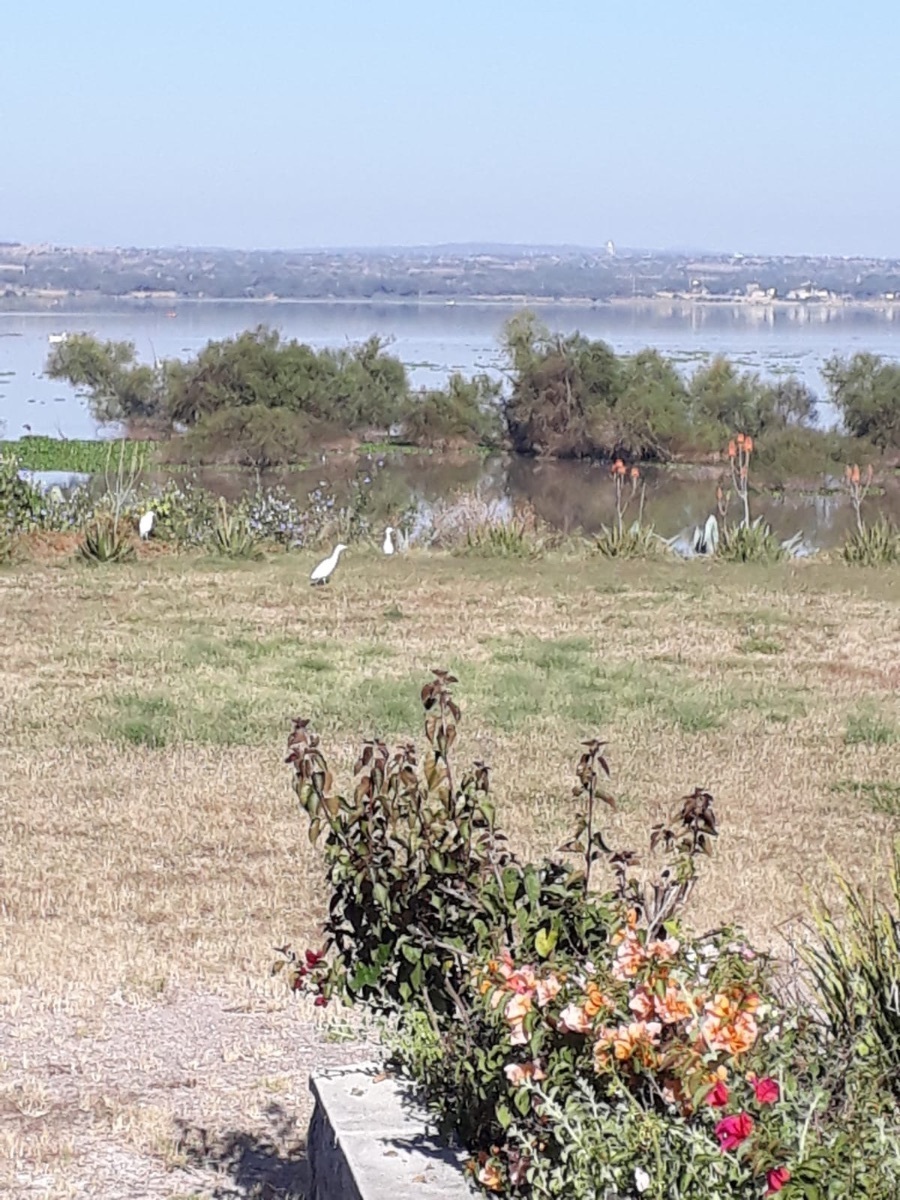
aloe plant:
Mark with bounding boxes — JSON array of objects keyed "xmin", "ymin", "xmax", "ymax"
[
  {"xmin": 211, "ymin": 498, "xmax": 264, "ymax": 560},
  {"xmin": 594, "ymin": 521, "xmax": 662, "ymax": 559},
  {"xmin": 77, "ymin": 515, "xmax": 135, "ymax": 564},
  {"xmin": 841, "ymin": 516, "xmax": 900, "ymax": 566}
]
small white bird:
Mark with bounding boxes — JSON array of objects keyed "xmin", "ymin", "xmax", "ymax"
[
  {"xmin": 310, "ymin": 543, "xmax": 348, "ymax": 585},
  {"xmin": 138, "ymin": 511, "xmax": 156, "ymax": 540},
  {"xmin": 382, "ymin": 526, "xmax": 395, "ymax": 556}
]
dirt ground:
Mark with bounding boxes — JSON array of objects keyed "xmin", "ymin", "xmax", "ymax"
[{"xmin": 1, "ymin": 550, "xmax": 898, "ymax": 1196}]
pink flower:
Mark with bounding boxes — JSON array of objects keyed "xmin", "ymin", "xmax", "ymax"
[
  {"xmin": 611, "ymin": 930, "xmax": 645, "ymax": 980},
  {"xmin": 765, "ymin": 1166, "xmax": 791, "ymax": 1195},
  {"xmin": 505, "ymin": 992, "xmax": 533, "ymax": 1045},
  {"xmin": 506, "ymin": 965, "xmax": 537, "ymax": 995},
  {"xmin": 715, "ymin": 1112, "xmax": 754, "ymax": 1152},
  {"xmin": 706, "ymin": 1080, "xmax": 730, "ymax": 1108},
  {"xmin": 646, "ymin": 936, "xmax": 680, "ymax": 961},
  {"xmin": 748, "ymin": 1074, "xmax": 780, "ymax": 1105},
  {"xmin": 504, "ymin": 1059, "xmax": 546, "ymax": 1086},
  {"xmin": 534, "ymin": 974, "xmax": 562, "ymax": 1007},
  {"xmin": 628, "ymin": 987, "xmax": 655, "ymax": 1022},
  {"xmin": 557, "ymin": 1002, "xmax": 592, "ymax": 1034}
]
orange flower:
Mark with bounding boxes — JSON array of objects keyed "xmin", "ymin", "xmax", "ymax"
[
  {"xmin": 584, "ymin": 981, "xmax": 610, "ymax": 1018},
  {"xmin": 705, "ymin": 992, "xmax": 740, "ymax": 1022},
  {"xmin": 701, "ymin": 1009, "xmax": 758, "ymax": 1056},
  {"xmin": 477, "ymin": 1161, "xmax": 503, "ymax": 1191},
  {"xmin": 727, "ymin": 440, "xmax": 737, "ymax": 459},
  {"xmin": 737, "ymin": 432, "xmax": 746, "ymax": 445},
  {"xmin": 612, "ymin": 930, "xmax": 646, "ymax": 980},
  {"xmin": 744, "ymin": 435, "xmax": 754, "ymax": 454},
  {"xmin": 654, "ymin": 983, "xmax": 695, "ymax": 1025},
  {"xmin": 630, "ymin": 465, "xmax": 640, "ymax": 479},
  {"xmin": 603, "ymin": 1020, "xmax": 662, "ymax": 1066},
  {"xmin": 851, "ymin": 463, "xmax": 861, "ymax": 484}
]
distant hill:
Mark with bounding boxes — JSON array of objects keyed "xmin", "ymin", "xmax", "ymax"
[{"xmin": 1, "ymin": 242, "xmax": 899, "ymax": 306}]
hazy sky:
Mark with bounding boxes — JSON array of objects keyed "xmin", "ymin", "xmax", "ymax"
[{"xmin": 2, "ymin": 1, "xmax": 896, "ymax": 255}]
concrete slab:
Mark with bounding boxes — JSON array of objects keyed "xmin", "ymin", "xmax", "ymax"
[{"xmin": 308, "ymin": 1064, "xmax": 473, "ymax": 1200}]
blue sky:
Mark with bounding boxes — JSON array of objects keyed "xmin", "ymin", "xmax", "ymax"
[{"xmin": 1, "ymin": 1, "xmax": 896, "ymax": 255}]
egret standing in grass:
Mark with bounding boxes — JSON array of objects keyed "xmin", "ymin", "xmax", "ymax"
[
  {"xmin": 310, "ymin": 543, "xmax": 347, "ymax": 585},
  {"xmin": 139, "ymin": 511, "xmax": 156, "ymax": 540},
  {"xmin": 382, "ymin": 526, "xmax": 395, "ymax": 556}
]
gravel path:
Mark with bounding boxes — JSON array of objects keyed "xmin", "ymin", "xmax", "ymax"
[{"xmin": 0, "ymin": 990, "xmax": 376, "ymax": 1199}]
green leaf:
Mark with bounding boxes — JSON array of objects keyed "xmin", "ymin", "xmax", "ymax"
[
  {"xmin": 514, "ymin": 1087, "xmax": 531, "ymax": 1116},
  {"xmin": 524, "ymin": 868, "xmax": 540, "ymax": 905},
  {"xmin": 535, "ymin": 927, "xmax": 558, "ymax": 959},
  {"xmin": 495, "ymin": 1102, "xmax": 512, "ymax": 1131}
]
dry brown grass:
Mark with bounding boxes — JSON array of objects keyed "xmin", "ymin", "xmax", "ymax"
[{"xmin": 1, "ymin": 549, "xmax": 899, "ymax": 1196}]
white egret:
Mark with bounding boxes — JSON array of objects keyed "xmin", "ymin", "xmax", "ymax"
[
  {"xmin": 382, "ymin": 526, "xmax": 395, "ymax": 556},
  {"xmin": 138, "ymin": 511, "xmax": 156, "ymax": 540},
  {"xmin": 310, "ymin": 543, "xmax": 348, "ymax": 585}
]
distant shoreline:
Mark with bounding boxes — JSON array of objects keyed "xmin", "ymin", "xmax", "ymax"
[{"xmin": 2, "ymin": 293, "xmax": 900, "ymax": 317}]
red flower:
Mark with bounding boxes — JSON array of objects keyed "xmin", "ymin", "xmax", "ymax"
[
  {"xmin": 314, "ymin": 994, "xmax": 328, "ymax": 1007},
  {"xmin": 715, "ymin": 1112, "xmax": 754, "ymax": 1152},
  {"xmin": 706, "ymin": 1080, "xmax": 730, "ymax": 1108},
  {"xmin": 748, "ymin": 1074, "xmax": 780, "ymax": 1105},
  {"xmin": 765, "ymin": 1166, "xmax": 791, "ymax": 1195},
  {"xmin": 305, "ymin": 948, "xmax": 325, "ymax": 967}
]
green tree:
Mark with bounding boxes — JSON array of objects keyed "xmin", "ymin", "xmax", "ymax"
[
  {"xmin": 502, "ymin": 314, "xmax": 620, "ymax": 458},
  {"xmin": 46, "ymin": 335, "xmax": 165, "ymax": 426},
  {"xmin": 824, "ymin": 353, "xmax": 900, "ymax": 449},
  {"xmin": 611, "ymin": 349, "xmax": 694, "ymax": 459},
  {"xmin": 165, "ymin": 327, "xmax": 409, "ymax": 435},
  {"xmin": 402, "ymin": 373, "xmax": 503, "ymax": 449}
]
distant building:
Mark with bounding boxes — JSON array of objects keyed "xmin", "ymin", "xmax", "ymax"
[{"xmin": 605, "ymin": 240, "xmax": 616, "ymax": 257}]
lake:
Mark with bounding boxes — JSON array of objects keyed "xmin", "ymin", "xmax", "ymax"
[{"xmin": 3, "ymin": 299, "xmax": 900, "ymax": 441}]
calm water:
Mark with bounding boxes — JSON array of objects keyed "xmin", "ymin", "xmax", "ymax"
[
  {"xmin": 3, "ymin": 300, "xmax": 900, "ymax": 440},
  {"xmin": 5, "ymin": 302, "xmax": 900, "ymax": 550}
]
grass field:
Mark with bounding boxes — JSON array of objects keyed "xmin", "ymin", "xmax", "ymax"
[{"xmin": 1, "ymin": 550, "xmax": 899, "ymax": 1196}]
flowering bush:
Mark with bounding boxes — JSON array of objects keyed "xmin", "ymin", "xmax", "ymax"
[{"xmin": 273, "ymin": 672, "xmax": 900, "ymax": 1197}]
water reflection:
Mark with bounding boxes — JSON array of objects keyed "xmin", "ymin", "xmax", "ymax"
[{"xmin": 132, "ymin": 455, "xmax": 899, "ymax": 552}]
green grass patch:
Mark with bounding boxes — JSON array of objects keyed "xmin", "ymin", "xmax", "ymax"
[
  {"xmin": 844, "ymin": 706, "xmax": 898, "ymax": 747},
  {"xmin": 830, "ymin": 779, "xmax": 900, "ymax": 817},
  {"xmin": 739, "ymin": 635, "xmax": 784, "ymax": 656}
]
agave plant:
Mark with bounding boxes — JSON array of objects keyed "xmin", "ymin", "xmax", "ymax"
[
  {"xmin": 594, "ymin": 521, "xmax": 662, "ymax": 559},
  {"xmin": 77, "ymin": 514, "xmax": 135, "ymax": 564},
  {"xmin": 211, "ymin": 497, "xmax": 264, "ymax": 560},
  {"xmin": 461, "ymin": 516, "xmax": 544, "ymax": 559},
  {"xmin": 717, "ymin": 517, "xmax": 789, "ymax": 564},
  {"xmin": 841, "ymin": 517, "xmax": 900, "ymax": 566}
]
